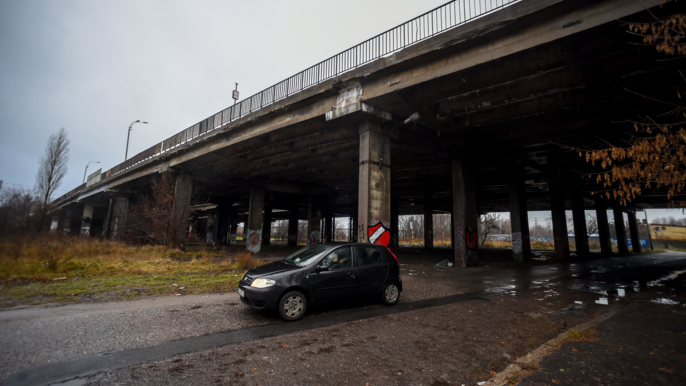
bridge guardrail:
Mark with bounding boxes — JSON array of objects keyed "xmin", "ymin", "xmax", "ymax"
[{"xmin": 57, "ymin": 0, "xmax": 518, "ymax": 203}]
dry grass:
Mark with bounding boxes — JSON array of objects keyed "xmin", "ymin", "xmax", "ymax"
[
  {"xmin": 563, "ymin": 328, "xmax": 598, "ymax": 343},
  {"xmin": 0, "ymin": 235, "xmax": 266, "ymax": 307}
]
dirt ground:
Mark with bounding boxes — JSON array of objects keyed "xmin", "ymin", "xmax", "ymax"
[
  {"xmin": 83, "ymin": 289, "xmax": 606, "ymax": 386},
  {"xmin": 2, "ymin": 249, "xmax": 685, "ymax": 386}
]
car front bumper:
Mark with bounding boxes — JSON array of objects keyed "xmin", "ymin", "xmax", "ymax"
[{"xmin": 238, "ymin": 284, "xmax": 280, "ymax": 310}]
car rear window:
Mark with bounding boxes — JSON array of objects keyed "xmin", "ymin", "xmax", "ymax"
[{"xmin": 355, "ymin": 246, "xmax": 383, "ymax": 266}]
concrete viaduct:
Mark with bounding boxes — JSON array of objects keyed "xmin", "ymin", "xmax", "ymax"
[{"xmin": 53, "ymin": 0, "xmax": 683, "ymax": 266}]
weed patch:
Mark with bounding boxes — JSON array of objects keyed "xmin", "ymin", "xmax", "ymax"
[{"xmin": 0, "ymin": 235, "xmax": 265, "ymax": 307}]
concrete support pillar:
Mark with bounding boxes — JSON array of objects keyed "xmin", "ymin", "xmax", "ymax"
[
  {"xmin": 246, "ymin": 188, "xmax": 265, "ymax": 253},
  {"xmin": 358, "ymin": 122, "xmax": 391, "ymax": 246},
  {"xmin": 390, "ymin": 191, "xmax": 399, "ymax": 248},
  {"xmin": 288, "ymin": 204, "xmax": 299, "ymax": 246},
  {"xmin": 49, "ymin": 215, "xmax": 60, "ymax": 233},
  {"xmin": 217, "ymin": 203, "xmax": 231, "ymax": 245},
  {"xmin": 108, "ymin": 197, "xmax": 128, "ymax": 240},
  {"xmin": 613, "ymin": 208, "xmax": 629, "ymax": 255},
  {"xmin": 594, "ymin": 198, "xmax": 613, "ymax": 256},
  {"xmin": 352, "ymin": 214, "xmax": 358, "ymax": 242},
  {"xmin": 452, "ymin": 158, "xmax": 479, "ymax": 267},
  {"xmin": 424, "ymin": 195, "xmax": 433, "ymax": 249},
  {"xmin": 307, "ymin": 198, "xmax": 322, "ymax": 244},
  {"xmin": 229, "ymin": 210, "xmax": 239, "ymax": 244},
  {"xmin": 262, "ymin": 202, "xmax": 272, "ymax": 246},
  {"xmin": 206, "ymin": 212, "xmax": 216, "ymax": 244},
  {"xmin": 324, "ymin": 207, "xmax": 333, "ymax": 243},
  {"xmin": 80, "ymin": 204, "xmax": 94, "ymax": 237},
  {"xmin": 627, "ymin": 211, "xmax": 642, "ymax": 252},
  {"xmin": 570, "ymin": 188, "xmax": 590, "ymax": 258},
  {"xmin": 509, "ymin": 162, "xmax": 531, "ymax": 262},
  {"xmin": 171, "ymin": 175, "xmax": 192, "ymax": 250},
  {"xmin": 549, "ymin": 179, "xmax": 570, "ymax": 260}
]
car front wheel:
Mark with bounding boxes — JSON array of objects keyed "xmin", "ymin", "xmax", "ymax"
[
  {"xmin": 278, "ymin": 291, "xmax": 307, "ymax": 321},
  {"xmin": 381, "ymin": 282, "xmax": 400, "ymax": 305}
]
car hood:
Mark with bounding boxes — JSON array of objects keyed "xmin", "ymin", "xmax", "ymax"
[{"xmin": 247, "ymin": 261, "xmax": 302, "ymax": 278}]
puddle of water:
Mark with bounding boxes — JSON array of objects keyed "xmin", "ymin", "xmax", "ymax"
[
  {"xmin": 575, "ymin": 301, "xmax": 583, "ymax": 304},
  {"xmin": 595, "ymin": 297, "xmax": 609, "ymax": 305},
  {"xmin": 652, "ymin": 298, "xmax": 680, "ymax": 305},
  {"xmin": 408, "ymin": 272, "xmax": 419, "ymax": 276},
  {"xmin": 648, "ymin": 270, "xmax": 686, "ymax": 287}
]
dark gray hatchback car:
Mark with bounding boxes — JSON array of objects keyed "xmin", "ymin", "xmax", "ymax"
[{"xmin": 238, "ymin": 243, "xmax": 402, "ymax": 321}]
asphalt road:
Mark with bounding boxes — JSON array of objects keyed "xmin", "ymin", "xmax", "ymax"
[{"xmin": 2, "ymin": 250, "xmax": 685, "ymax": 386}]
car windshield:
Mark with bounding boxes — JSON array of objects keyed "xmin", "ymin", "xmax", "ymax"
[{"xmin": 283, "ymin": 245, "xmax": 331, "ymax": 266}]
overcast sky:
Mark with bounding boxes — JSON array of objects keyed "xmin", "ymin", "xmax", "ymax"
[{"xmin": 0, "ymin": 0, "xmax": 681, "ymax": 220}]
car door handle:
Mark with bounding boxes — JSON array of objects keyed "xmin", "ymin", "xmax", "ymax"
[{"xmin": 347, "ymin": 273, "xmax": 356, "ymax": 279}]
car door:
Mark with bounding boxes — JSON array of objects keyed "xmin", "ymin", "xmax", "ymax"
[
  {"xmin": 354, "ymin": 245, "xmax": 388, "ymax": 297},
  {"xmin": 311, "ymin": 246, "xmax": 357, "ymax": 303}
]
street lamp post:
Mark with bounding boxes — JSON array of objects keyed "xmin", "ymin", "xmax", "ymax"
[
  {"xmin": 125, "ymin": 120, "xmax": 148, "ymax": 160},
  {"xmin": 83, "ymin": 161, "xmax": 101, "ymax": 183}
]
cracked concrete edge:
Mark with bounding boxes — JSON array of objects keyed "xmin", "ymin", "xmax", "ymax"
[{"xmin": 482, "ymin": 306, "xmax": 620, "ymax": 386}]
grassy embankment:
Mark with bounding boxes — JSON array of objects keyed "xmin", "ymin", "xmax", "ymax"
[{"xmin": 0, "ymin": 235, "xmax": 262, "ymax": 307}]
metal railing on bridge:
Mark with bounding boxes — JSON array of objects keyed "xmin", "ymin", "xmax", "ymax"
[{"xmin": 60, "ymin": 0, "xmax": 519, "ymax": 202}]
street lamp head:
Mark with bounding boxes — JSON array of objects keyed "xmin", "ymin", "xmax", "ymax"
[
  {"xmin": 135, "ymin": 119, "xmax": 140, "ymax": 123},
  {"xmin": 142, "ymin": 122, "xmax": 148, "ymax": 124}
]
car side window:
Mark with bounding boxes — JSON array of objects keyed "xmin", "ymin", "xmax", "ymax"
[
  {"xmin": 320, "ymin": 247, "xmax": 352, "ymax": 270},
  {"xmin": 355, "ymin": 246, "xmax": 383, "ymax": 267}
]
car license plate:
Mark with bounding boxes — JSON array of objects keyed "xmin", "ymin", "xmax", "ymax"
[{"xmin": 238, "ymin": 288, "xmax": 244, "ymax": 297}]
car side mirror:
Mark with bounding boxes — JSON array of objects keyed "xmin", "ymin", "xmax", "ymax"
[{"xmin": 317, "ymin": 265, "xmax": 329, "ymax": 272}]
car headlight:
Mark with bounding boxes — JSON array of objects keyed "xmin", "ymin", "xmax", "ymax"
[{"xmin": 251, "ymin": 278, "xmax": 276, "ymax": 288}]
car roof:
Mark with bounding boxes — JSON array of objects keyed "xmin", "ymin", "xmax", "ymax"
[{"xmin": 311, "ymin": 242, "xmax": 383, "ymax": 248}]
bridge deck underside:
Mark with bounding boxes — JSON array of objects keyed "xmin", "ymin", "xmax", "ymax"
[{"xmin": 75, "ymin": 3, "xmax": 685, "ymax": 225}]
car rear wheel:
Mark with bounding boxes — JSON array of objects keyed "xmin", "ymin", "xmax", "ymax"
[
  {"xmin": 278, "ymin": 291, "xmax": 307, "ymax": 321},
  {"xmin": 381, "ymin": 282, "xmax": 400, "ymax": 305}
]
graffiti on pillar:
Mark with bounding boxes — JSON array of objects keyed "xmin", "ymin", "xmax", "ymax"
[
  {"xmin": 368, "ymin": 223, "xmax": 390, "ymax": 246},
  {"xmin": 80, "ymin": 228, "xmax": 90, "ymax": 237},
  {"xmin": 358, "ymin": 216, "xmax": 366, "ymax": 242},
  {"xmin": 230, "ymin": 234, "xmax": 237, "ymax": 244},
  {"xmin": 309, "ymin": 231, "xmax": 320, "ymax": 244},
  {"xmin": 512, "ymin": 232, "xmax": 523, "ymax": 255},
  {"xmin": 391, "ymin": 233, "xmax": 399, "ymax": 247},
  {"xmin": 465, "ymin": 227, "xmax": 478, "ymax": 267},
  {"xmin": 289, "ymin": 233, "xmax": 297, "ymax": 243},
  {"xmin": 206, "ymin": 232, "xmax": 214, "ymax": 244},
  {"xmin": 246, "ymin": 230, "xmax": 262, "ymax": 253}
]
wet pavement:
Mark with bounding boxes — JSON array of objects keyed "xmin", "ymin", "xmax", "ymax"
[{"xmin": 1, "ymin": 249, "xmax": 685, "ymax": 385}]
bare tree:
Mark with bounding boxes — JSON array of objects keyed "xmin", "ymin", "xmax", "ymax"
[
  {"xmin": 0, "ymin": 187, "xmax": 36, "ymax": 233},
  {"xmin": 586, "ymin": 214, "xmax": 598, "ymax": 236},
  {"xmin": 480, "ymin": 213, "xmax": 501, "ymax": 244},
  {"xmin": 35, "ymin": 128, "xmax": 69, "ymax": 231},
  {"xmin": 126, "ymin": 172, "xmax": 196, "ymax": 249}
]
